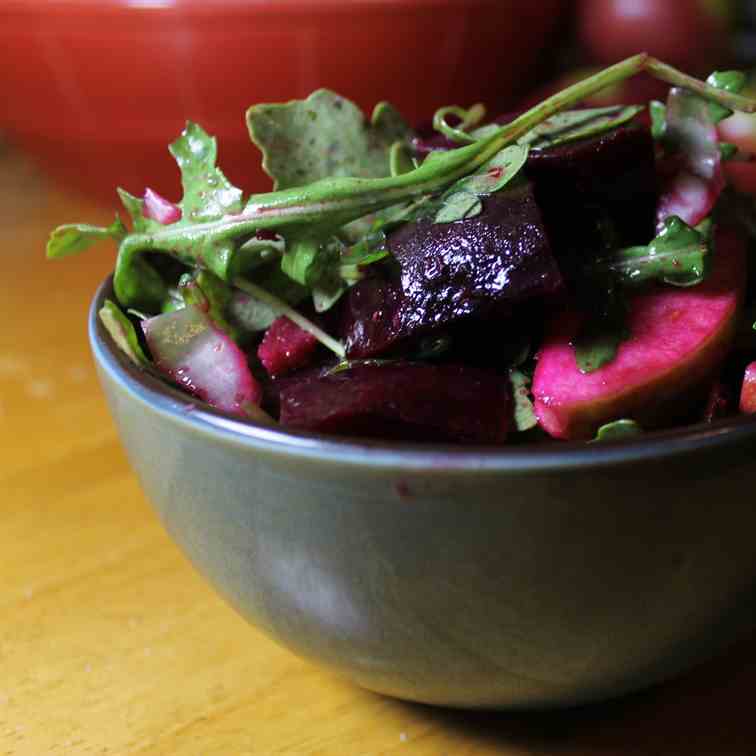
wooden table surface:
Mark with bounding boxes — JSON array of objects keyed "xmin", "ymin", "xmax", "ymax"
[{"xmin": 3, "ymin": 143, "xmax": 756, "ymax": 756}]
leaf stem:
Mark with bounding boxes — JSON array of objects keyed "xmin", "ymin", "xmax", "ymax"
[
  {"xmin": 113, "ymin": 55, "xmax": 756, "ymax": 306},
  {"xmin": 233, "ymin": 277, "xmax": 346, "ymax": 358}
]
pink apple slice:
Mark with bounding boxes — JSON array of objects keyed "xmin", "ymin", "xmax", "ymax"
[{"xmin": 533, "ymin": 228, "xmax": 746, "ymax": 440}]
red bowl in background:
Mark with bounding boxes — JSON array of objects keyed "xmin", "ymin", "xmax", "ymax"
[{"xmin": 0, "ymin": 0, "xmax": 566, "ymax": 207}]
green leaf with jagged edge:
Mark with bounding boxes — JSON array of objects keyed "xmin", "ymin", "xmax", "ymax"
[
  {"xmin": 169, "ymin": 121, "xmax": 243, "ymax": 222},
  {"xmin": 46, "ymin": 216, "xmax": 126, "ymax": 259},
  {"xmin": 513, "ymin": 105, "xmax": 644, "ymax": 150},
  {"xmin": 509, "ymin": 369, "xmax": 538, "ymax": 432},
  {"xmin": 112, "ymin": 123, "xmax": 248, "ymax": 307},
  {"xmin": 593, "ymin": 419, "xmax": 643, "ymax": 442},
  {"xmin": 246, "ymin": 89, "xmax": 414, "ymax": 191},
  {"xmin": 98, "ymin": 299, "xmax": 148, "ymax": 366}
]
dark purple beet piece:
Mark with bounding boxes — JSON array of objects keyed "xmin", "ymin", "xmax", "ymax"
[
  {"xmin": 258, "ymin": 315, "xmax": 318, "ymax": 377},
  {"xmin": 525, "ymin": 125, "xmax": 658, "ymax": 253},
  {"xmin": 342, "ymin": 182, "xmax": 561, "ymax": 358},
  {"xmin": 277, "ymin": 362, "xmax": 512, "ymax": 444}
]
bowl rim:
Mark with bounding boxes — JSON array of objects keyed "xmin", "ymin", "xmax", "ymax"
[{"xmin": 90, "ymin": 275, "xmax": 756, "ymax": 473}]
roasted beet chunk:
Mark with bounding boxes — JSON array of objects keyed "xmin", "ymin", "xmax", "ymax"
[
  {"xmin": 525, "ymin": 125, "xmax": 657, "ymax": 256},
  {"xmin": 342, "ymin": 182, "xmax": 561, "ymax": 358},
  {"xmin": 258, "ymin": 316, "xmax": 319, "ymax": 377},
  {"xmin": 277, "ymin": 362, "xmax": 512, "ymax": 444}
]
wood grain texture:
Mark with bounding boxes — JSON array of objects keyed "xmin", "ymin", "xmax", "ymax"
[{"xmin": 2, "ymin": 146, "xmax": 756, "ymax": 755}]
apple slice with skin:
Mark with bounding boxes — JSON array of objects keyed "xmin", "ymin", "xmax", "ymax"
[
  {"xmin": 740, "ymin": 362, "xmax": 756, "ymax": 414},
  {"xmin": 533, "ymin": 228, "xmax": 746, "ymax": 440}
]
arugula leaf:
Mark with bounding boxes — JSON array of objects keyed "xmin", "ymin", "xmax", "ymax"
[
  {"xmin": 649, "ymin": 100, "xmax": 667, "ymax": 140},
  {"xmin": 246, "ymin": 89, "xmax": 414, "ymax": 190},
  {"xmin": 339, "ymin": 231, "xmax": 390, "ymax": 282},
  {"xmin": 574, "ymin": 289, "xmax": 629, "ymax": 374},
  {"xmin": 516, "ymin": 105, "xmax": 644, "ymax": 149},
  {"xmin": 435, "ymin": 192, "xmax": 483, "ymax": 224},
  {"xmin": 288, "ymin": 231, "xmax": 391, "ymax": 313},
  {"xmin": 593, "ymin": 419, "xmax": 643, "ymax": 442},
  {"xmin": 162, "ymin": 286, "xmax": 184, "ymax": 313},
  {"xmin": 309, "ymin": 238, "xmax": 348, "ymax": 313},
  {"xmin": 46, "ymin": 216, "xmax": 126, "ymax": 259},
  {"xmin": 169, "ymin": 122, "xmax": 243, "ymax": 221},
  {"xmin": 575, "ymin": 216, "xmax": 712, "ymax": 374},
  {"xmin": 325, "ymin": 358, "xmax": 395, "ymax": 376},
  {"xmin": 98, "ymin": 299, "xmax": 148, "ymax": 365},
  {"xmin": 228, "ymin": 293, "xmax": 278, "ymax": 333},
  {"xmin": 706, "ymin": 70, "xmax": 747, "ymax": 124},
  {"xmin": 463, "ymin": 144, "xmax": 530, "ymax": 194},
  {"xmin": 281, "ymin": 234, "xmax": 320, "ymax": 286},
  {"xmin": 591, "ymin": 216, "xmax": 711, "ymax": 288},
  {"xmin": 117, "ymin": 189, "xmax": 163, "ymax": 234},
  {"xmin": 235, "ymin": 233, "xmax": 285, "ymax": 274},
  {"xmin": 111, "ymin": 123, "xmax": 249, "ymax": 307},
  {"xmin": 509, "ymin": 369, "xmax": 538, "ymax": 431},
  {"xmin": 228, "ymin": 265, "xmax": 307, "ymax": 333},
  {"xmin": 434, "ymin": 144, "xmax": 529, "ymax": 224}
]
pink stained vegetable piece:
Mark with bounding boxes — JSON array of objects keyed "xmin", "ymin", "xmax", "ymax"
[
  {"xmin": 258, "ymin": 316, "xmax": 319, "ymax": 377},
  {"xmin": 532, "ymin": 228, "xmax": 746, "ymax": 440},
  {"xmin": 655, "ymin": 165, "xmax": 723, "ymax": 231},
  {"xmin": 656, "ymin": 87, "xmax": 725, "ymax": 231},
  {"xmin": 142, "ymin": 304, "xmax": 262, "ymax": 416},
  {"xmin": 740, "ymin": 362, "xmax": 756, "ymax": 414},
  {"xmin": 143, "ymin": 187, "xmax": 182, "ymax": 224}
]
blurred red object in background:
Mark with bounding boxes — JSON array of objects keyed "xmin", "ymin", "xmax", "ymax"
[
  {"xmin": 0, "ymin": 0, "xmax": 566, "ymax": 207},
  {"xmin": 577, "ymin": 0, "xmax": 734, "ymax": 76}
]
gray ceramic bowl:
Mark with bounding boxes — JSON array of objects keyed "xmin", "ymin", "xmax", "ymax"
[{"xmin": 90, "ymin": 277, "xmax": 756, "ymax": 710}]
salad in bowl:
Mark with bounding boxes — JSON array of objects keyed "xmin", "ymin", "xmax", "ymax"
[{"xmin": 49, "ymin": 54, "xmax": 756, "ymax": 445}]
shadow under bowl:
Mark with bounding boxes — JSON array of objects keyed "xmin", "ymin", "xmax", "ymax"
[{"xmin": 90, "ymin": 276, "xmax": 756, "ymax": 709}]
